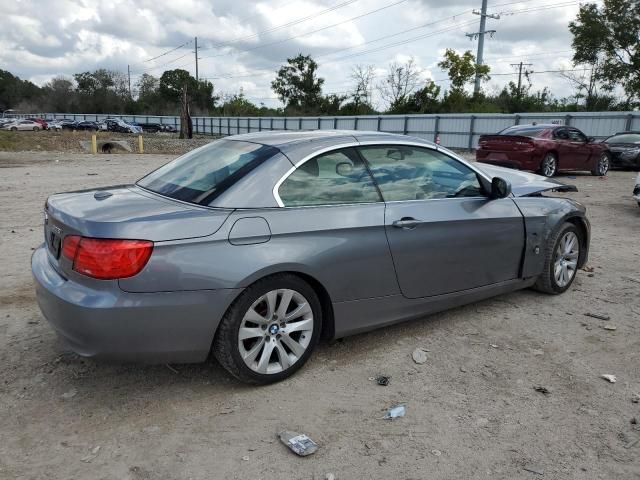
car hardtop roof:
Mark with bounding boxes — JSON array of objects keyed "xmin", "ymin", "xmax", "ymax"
[
  {"xmin": 227, "ymin": 130, "xmax": 432, "ymax": 148},
  {"xmin": 505, "ymin": 123, "xmax": 565, "ymax": 130}
]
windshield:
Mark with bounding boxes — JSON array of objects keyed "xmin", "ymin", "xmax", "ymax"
[
  {"xmin": 498, "ymin": 126, "xmax": 548, "ymax": 137},
  {"xmin": 606, "ymin": 133, "xmax": 640, "ymax": 144},
  {"xmin": 137, "ymin": 139, "xmax": 279, "ymax": 205}
]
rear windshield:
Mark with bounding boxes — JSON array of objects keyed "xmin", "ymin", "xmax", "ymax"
[
  {"xmin": 498, "ymin": 126, "xmax": 548, "ymax": 137},
  {"xmin": 606, "ymin": 133, "xmax": 640, "ymax": 144},
  {"xmin": 137, "ymin": 140, "xmax": 279, "ymax": 205}
]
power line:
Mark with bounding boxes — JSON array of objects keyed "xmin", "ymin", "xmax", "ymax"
[
  {"xmin": 199, "ymin": 0, "xmax": 410, "ymax": 60},
  {"xmin": 199, "ymin": 0, "xmax": 360, "ymax": 51},
  {"xmin": 138, "ymin": 39, "xmax": 193, "ymax": 65}
]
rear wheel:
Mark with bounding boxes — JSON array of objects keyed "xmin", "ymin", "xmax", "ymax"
[
  {"xmin": 32, "ymin": 127, "xmax": 39, "ymax": 131},
  {"xmin": 213, "ymin": 274, "xmax": 322, "ymax": 384},
  {"xmin": 534, "ymin": 223, "xmax": 581, "ymax": 294},
  {"xmin": 591, "ymin": 152, "xmax": 610, "ymax": 176},
  {"xmin": 539, "ymin": 152, "xmax": 557, "ymax": 177}
]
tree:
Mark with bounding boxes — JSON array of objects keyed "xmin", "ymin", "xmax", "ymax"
[
  {"xmin": 0, "ymin": 70, "xmax": 42, "ymax": 111},
  {"xmin": 569, "ymin": 0, "xmax": 640, "ymax": 106},
  {"xmin": 271, "ymin": 54, "xmax": 324, "ymax": 113},
  {"xmin": 377, "ymin": 59, "xmax": 421, "ymax": 111},
  {"xmin": 438, "ymin": 49, "xmax": 490, "ymax": 94},
  {"xmin": 349, "ymin": 65, "xmax": 376, "ymax": 112},
  {"xmin": 405, "ymin": 79, "xmax": 441, "ymax": 113}
]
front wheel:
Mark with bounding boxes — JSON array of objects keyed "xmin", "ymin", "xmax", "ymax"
[
  {"xmin": 591, "ymin": 152, "xmax": 610, "ymax": 176},
  {"xmin": 534, "ymin": 223, "xmax": 581, "ymax": 294},
  {"xmin": 213, "ymin": 274, "xmax": 322, "ymax": 384},
  {"xmin": 539, "ymin": 152, "xmax": 557, "ymax": 177}
]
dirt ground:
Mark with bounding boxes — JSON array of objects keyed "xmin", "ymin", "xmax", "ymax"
[{"xmin": 0, "ymin": 150, "xmax": 639, "ymax": 480}]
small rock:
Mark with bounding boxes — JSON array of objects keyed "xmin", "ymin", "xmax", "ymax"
[
  {"xmin": 490, "ymin": 344, "xmax": 499, "ymax": 349},
  {"xmin": 582, "ymin": 266, "xmax": 594, "ymax": 273},
  {"xmin": 242, "ymin": 456, "xmax": 249, "ymax": 461},
  {"xmin": 325, "ymin": 474, "xmax": 335, "ymax": 480},
  {"xmin": 631, "ymin": 417, "xmax": 638, "ymax": 425},
  {"xmin": 632, "ymin": 393, "xmax": 640, "ymax": 404},
  {"xmin": 584, "ymin": 312, "xmax": 610, "ymax": 321},
  {"xmin": 459, "ymin": 366, "xmax": 467, "ymax": 373},
  {"xmin": 61, "ymin": 388, "xmax": 77, "ymax": 399},
  {"xmin": 601, "ymin": 374, "xmax": 616, "ymax": 383},
  {"xmin": 532, "ymin": 349, "xmax": 544, "ymax": 356},
  {"xmin": 375, "ymin": 375, "xmax": 390, "ymax": 386},
  {"xmin": 412, "ymin": 348, "xmax": 428, "ymax": 364},
  {"xmin": 602, "ymin": 325, "xmax": 617, "ymax": 331},
  {"xmin": 431, "ymin": 449, "xmax": 442, "ymax": 456}
]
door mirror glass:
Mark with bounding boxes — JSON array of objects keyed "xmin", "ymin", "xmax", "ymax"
[
  {"xmin": 587, "ymin": 136, "xmax": 595, "ymax": 143},
  {"xmin": 491, "ymin": 177, "xmax": 511, "ymax": 199}
]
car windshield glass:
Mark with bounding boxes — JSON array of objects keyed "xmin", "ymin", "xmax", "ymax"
[
  {"xmin": 499, "ymin": 126, "xmax": 547, "ymax": 137},
  {"xmin": 137, "ymin": 140, "xmax": 279, "ymax": 205},
  {"xmin": 607, "ymin": 133, "xmax": 640, "ymax": 144}
]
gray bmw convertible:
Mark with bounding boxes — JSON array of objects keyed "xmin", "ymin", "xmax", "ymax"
[{"xmin": 32, "ymin": 130, "xmax": 589, "ymax": 384}]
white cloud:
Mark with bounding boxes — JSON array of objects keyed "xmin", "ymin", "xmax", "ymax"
[{"xmin": 0, "ymin": 0, "xmax": 587, "ymax": 108}]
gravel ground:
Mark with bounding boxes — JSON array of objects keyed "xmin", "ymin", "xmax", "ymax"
[{"xmin": 0, "ymin": 151, "xmax": 639, "ymax": 480}]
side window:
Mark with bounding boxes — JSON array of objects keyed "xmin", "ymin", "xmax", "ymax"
[
  {"xmin": 554, "ymin": 128, "xmax": 569, "ymax": 140},
  {"xmin": 567, "ymin": 129, "xmax": 587, "ymax": 142},
  {"xmin": 358, "ymin": 145, "xmax": 485, "ymax": 202},
  {"xmin": 278, "ymin": 148, "xmax": 382, "ymax": 207}
]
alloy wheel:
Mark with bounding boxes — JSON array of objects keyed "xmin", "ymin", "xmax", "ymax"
[
  {"xmin": 598, "ymin": 153, "xmax": 609, "ymax": 175},
  {"xmin": 238, "ymin": 289, "xmax": 314, "ymax": 375},
  {"xmin": 553, "ymin": 231, "xmax": 579, "ymax": 288},
  {"xmin": 542, "ymin": 154, "xmax": 557, "ymax": 177}
]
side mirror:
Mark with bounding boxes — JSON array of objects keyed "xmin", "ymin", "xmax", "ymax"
[
  {"xmin": 490, "ymin": 177, "xmax": 512, "ymax": 199},
  {"xmin": 587, "ymin": 136, "xmax": 595, "ymax": 143}
]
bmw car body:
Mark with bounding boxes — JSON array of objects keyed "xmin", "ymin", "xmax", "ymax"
[{"xmin": 32, "ymin": 131, "xmax": 590, "ymax": 381}]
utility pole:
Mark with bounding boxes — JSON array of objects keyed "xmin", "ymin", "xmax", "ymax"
[
  {"xmin": 194, "ymin": 36, "xmax": 199, "ymax": 81},
  {"xmin": 466, "ymin": 0, "xmax": 500, "ymax": 96},
  {"xmin": 510, "ymin": 62, "xmax": 533, "ymax": 98},
  {"xmin": 127, "ymin": 64, "xmax": 131, "ymax": 97}
]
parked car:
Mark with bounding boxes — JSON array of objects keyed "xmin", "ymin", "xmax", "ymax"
[
  {"xmin": 137, "ymin": 123, "xmax": 163, "ymax": 133},
  {"xmin": 73, "ymin": 121, "xmax": 100, "ymax": 131},
  {"xmin": 476, "ymin": 124, "xmax": 610, "ymax": 177},
  {"xmin": 161, "ymin": 124, "xmax": 178, "ymax": 133},
  {"xmin": 31, "ymin": 118, "xmax": 48, "ymax": 130},
  {"xmin": 105, "ymin": 118, "xmax": 139, "ymax": 133},
  {"xmin": 602, "ymin": 131, "xmax": 640, "ymax": 169},
  {"xmin": 1, "ymin": 119, "xmax": 43, "ymax": 131},
  {"xmin": 634, "ymin": 173, "xmax": 640, "ymax": 207},
  {"xmin": 32, "ymin": 131, "xmax": 590, "ymax": 384}
]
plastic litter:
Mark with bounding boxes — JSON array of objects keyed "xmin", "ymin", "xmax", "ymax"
[
  {"xmin": 601, "ymin": 374, "xmax": 616, "ymax": 383},
  {"xmin": 584, "ymin": 312, "xmax": 610, "ymax": 321},
  {"xmin": 375, "ymin": 375, "xmax": 390, "ymax": 386},
  {"xmin": 278, "ymin": 431, "xmax": 319, "ymax": 457},
  {"xmin": 534, "ymin": 386, "xmax": 551, "ymax": 395},
  {"xmin": 384, "ymin": 404, "xmax": 406, "ymax": 419},
  {"xmin": 412, "ymin": 348, "xmax": 428, "ymax": 364}
]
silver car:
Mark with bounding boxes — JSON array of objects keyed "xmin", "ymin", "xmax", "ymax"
[
  {"xmin": 32, "ymin": 131, "xmax": 590, "ymax": 384},
  {"xmin": 2, "ymin": 119, "xmax": 42, "ymax": 131}
]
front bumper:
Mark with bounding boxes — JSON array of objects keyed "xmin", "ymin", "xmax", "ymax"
[{"xmin": 31, "ymin": 245, "xmax": 240, "ymax": 363}]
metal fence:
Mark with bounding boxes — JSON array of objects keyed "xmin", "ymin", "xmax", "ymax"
[{"xmin": 31, "ymin": 111, "xmax": 640, "ymax": 149}]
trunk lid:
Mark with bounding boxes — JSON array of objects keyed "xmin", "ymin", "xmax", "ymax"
[
  {"xmin": 43, "ymin": 185, "xmax": 233, "ymax": 275},
  {"xmin": 476, "ymin": 163, "xmax": 577, "ymax": 197},
  {"xmin": 478, "ymin": 134, "xmax": 535, "ymax": 152}
]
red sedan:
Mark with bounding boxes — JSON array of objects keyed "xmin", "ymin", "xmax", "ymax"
[{"xmin": 476, "ymin": 124, "xmax": 611, "ymax": 177}]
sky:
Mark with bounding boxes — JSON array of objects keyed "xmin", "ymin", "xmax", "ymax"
[{"xmin": 0, "ymin": 0, "xmax": 593, "ymax": 109}]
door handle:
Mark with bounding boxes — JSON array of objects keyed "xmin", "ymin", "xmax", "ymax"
[{"xmin": 392, "ymin": 217, "xmax": 421, "ymax": 229}]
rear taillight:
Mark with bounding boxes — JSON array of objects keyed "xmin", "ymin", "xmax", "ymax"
[{"xmin": 62, "ymin": 235, "xmax": 153, "ymax": 279}]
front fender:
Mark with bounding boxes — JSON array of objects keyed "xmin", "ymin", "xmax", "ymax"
[{"xmin": 513, "ymin": 197, "xmax": 589, "ymax": 278}]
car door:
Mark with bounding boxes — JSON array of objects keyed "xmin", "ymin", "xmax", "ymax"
[
  {"xmin": 18, "ymin": 120, "xmax": 33, "ymax": 131},
  {"xmin": 565, "ymin": 128, "xmax": 592, "ymax": 169},
  {"xmin": 357, "ymin": 144, "xmax": 525, "ymax": 299}
]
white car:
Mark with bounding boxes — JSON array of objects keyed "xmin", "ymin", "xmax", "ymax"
[
  {"xmin": 1, "ymin": 119, "xmax": 42, "ymax": 131},
  {"xmin": 634, "ymin": 173, "xmax": 640, "ymax": 207}
]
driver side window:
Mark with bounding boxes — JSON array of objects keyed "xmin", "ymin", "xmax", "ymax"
[{"xmin": 358, "ymin": 145, "xmax": 485, "ymax": 202}]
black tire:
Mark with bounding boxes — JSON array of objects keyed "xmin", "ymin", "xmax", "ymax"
[
  {"xmin": 539, "ymin": 152, "xmax": 557, "ymax": 177},
  {"xmin": 213, "ymin": 274, "xmax": 322, "ymax": 384},
  {"xmin": 591, "ymin": 151, "xmax": 610, "ymax": 176},
  {"xmin": 533, "ymin": 222, "xmax": 581, "ymax": 294},
  {"xmin": 32, "ymin": 127, "xmax": 38, "ymax": 131}
]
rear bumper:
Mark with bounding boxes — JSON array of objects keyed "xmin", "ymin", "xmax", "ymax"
[
  {"xmin": 31, "ymin": 245, "xmax": 240, "ymax": 363},
  {"xmin": 476, "ymin": 150, "xmax": 540, "ymax": 171}
]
